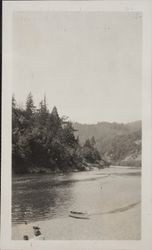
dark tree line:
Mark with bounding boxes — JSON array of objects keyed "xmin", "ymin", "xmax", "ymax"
[{"xmin": 12, "ymin": 93, "xmax": 101, "ymax": 174}]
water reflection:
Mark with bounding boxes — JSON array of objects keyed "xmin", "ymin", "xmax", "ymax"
[
  {"xmin": 12, "ymin": 174, "xmax": 76, "ymax": 224},
  {"xmin": 12, "ymin": 168, "xmax": 141, "ymax": 224}
]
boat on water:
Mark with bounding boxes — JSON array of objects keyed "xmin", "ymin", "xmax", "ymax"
[{"xmin": 69, "ymin": 210, "xmax": 89, "ymax": 219}]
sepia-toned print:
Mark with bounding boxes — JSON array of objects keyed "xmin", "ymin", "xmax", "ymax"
[{"xmin": 11, "ymin": 11, "xmax": 142, "ymax": 241}]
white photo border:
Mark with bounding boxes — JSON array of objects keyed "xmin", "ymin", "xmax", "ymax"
[{"xmin": 1, "ymin": 1, "xmax": 152, "ymax": 250}]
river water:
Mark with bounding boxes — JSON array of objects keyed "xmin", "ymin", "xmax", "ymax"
[{"xmin": 12, "ymin": 166, "xmax": 141, "ymax": 225}]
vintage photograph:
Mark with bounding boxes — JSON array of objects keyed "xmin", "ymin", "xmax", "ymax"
[{"xmin": 11, "ymin": 11, "xmax": 142, "ymax": 241}]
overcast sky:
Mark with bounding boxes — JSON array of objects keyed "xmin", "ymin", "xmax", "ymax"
[{"xmin": 13, "ymin": 11, "xmax": 142, "ymax": 124}]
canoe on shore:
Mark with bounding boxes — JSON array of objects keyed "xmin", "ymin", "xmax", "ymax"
[{"xmin": 69, "ymin": 211, "xmax": 89, "ymax": 219}]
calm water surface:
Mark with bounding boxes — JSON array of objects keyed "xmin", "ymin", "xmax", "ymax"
[{"xmin": 12, "ymin": 167, "xmax": 141, "ymax": 225}]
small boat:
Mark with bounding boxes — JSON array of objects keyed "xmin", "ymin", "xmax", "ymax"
[{"xmin": 69, "ymin": 210, "xmax": 89, "ymax": 219}]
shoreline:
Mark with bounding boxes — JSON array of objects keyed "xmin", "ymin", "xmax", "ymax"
[
  {"xmin": 12, "ymin": 164, "xmax": 141, "ymax": 176},
  {"xmin": 12, "ymin": 167, "xmax": 141, "ymax": 240},
  {"xmin": 13, "ymin": 203, "xmax": 141, "ymax": 240}
]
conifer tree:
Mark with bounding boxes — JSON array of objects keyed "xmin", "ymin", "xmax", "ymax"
[
  {"xmin": 26, "ymin": 92, "xmax": 35, "ymax": 118},
  {"xmin": 38, "ymin": 95, "xmax": 49, "ymax": 126}
]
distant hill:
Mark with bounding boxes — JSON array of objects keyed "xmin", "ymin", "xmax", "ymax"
[{"xmin": 74, "ymin": 121, "xmax": 141, "ymax": 167}]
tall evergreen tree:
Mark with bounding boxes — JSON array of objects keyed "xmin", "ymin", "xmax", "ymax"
[
  {"xmin": 38, "ymin": 95, "xmax": 49, "ymax": 127},
  {"xmin": 83, "ymin": 138, "xmax": 101, "ymax": 163},
  {"xmin": 12, "ymin": 94, "xmax": 17, "ymax": 110},
  {"xmin": 26, "ymin": 92, "xmax": 35, "ymax": 118},
  {"xmin": 47, "ymin": 106, "xmax": 61, "ymax": 134}
]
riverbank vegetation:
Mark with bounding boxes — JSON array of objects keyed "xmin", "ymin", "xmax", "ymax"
[{"xmin": 12, "ymin": 93, "xmax": 105, "ymax": 174}]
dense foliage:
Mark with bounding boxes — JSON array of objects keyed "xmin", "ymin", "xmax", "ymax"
[
  {"xmin": 74, "ymin": 121, "xmax": 141, "ymax": 167},
  {"xmin": 12, "ymin": 93, "xmax": 101, "ymax": 174},
  {"xmin": 107, "ymin": 130, "xmax": 141, "ymax": 162}
]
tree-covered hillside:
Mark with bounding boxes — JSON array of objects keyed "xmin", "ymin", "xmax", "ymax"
[
  {"xmin": 12, "ymin": 93, "xmax": 102, "ymax": 174},
  {"xmin": 74, "ymin": 121, "xmax": 141, "ymax": 167}
]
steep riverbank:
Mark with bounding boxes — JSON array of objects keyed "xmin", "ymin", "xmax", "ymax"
[{"xmin": 12, "ymin": 167, "xmax": 141, "ymax": 240}]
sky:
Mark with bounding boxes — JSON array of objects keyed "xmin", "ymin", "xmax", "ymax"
[{"xmin": 12, "ymin": 11, "xmax": 142, "ymax": 124}]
